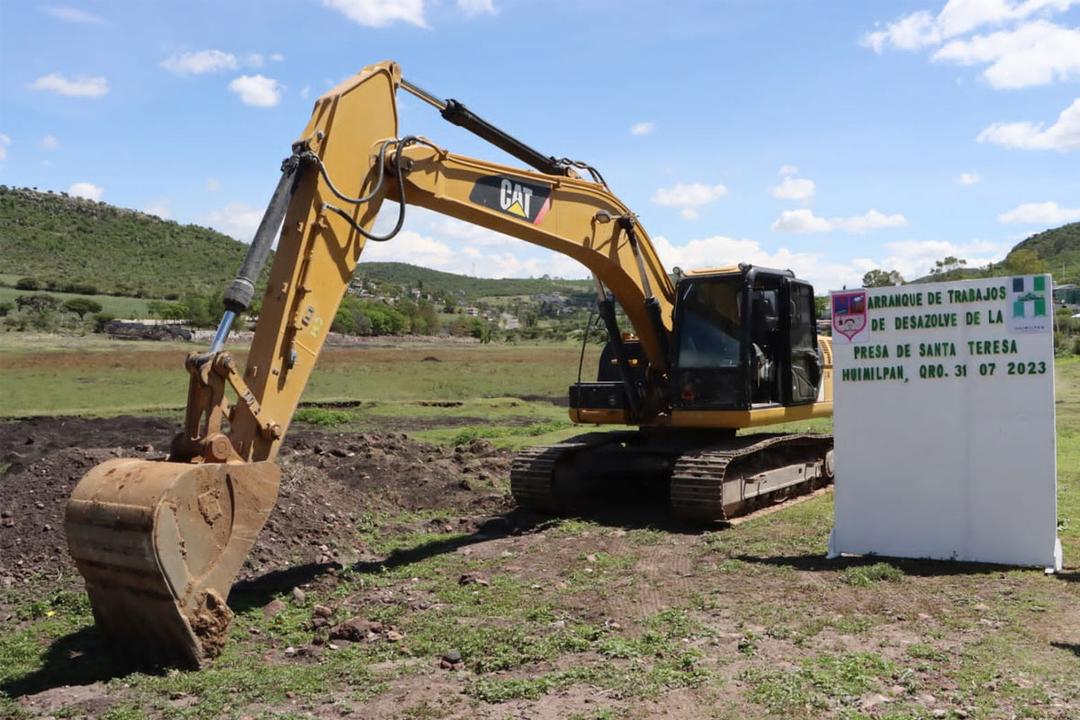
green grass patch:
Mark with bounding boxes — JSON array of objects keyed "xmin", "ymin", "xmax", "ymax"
[
  {"xmin": 448, "ymin": 419, "xmax": 572, "ymax": 447},
  {"xmin": 906, "ymin": 643, "xmax": 948, "ymax": 662},
  {"xmin": 742, "ymin": 652, "xmax": 895, "ymax": 715},
  {"xmin": 840, "ymin": 562, "xmax": 906, "ymax": 587},
  {"xmin": 292, "ymin": 407, "xmax": 357, "ymax": 427}
]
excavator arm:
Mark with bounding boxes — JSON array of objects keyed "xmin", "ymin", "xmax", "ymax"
[
  {"xmin": 222, "ymin": 60, "xmax": 676, "ymax": 462},
  {"xmin": 65, "ymin": 60, "xmax": 680, "ymax": 667}
]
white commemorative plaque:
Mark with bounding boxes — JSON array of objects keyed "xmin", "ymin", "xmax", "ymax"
[{"xmin": 829, "ymin": 275, "xmax": 1060, "ymax": 570}]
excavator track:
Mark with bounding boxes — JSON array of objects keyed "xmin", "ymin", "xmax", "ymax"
[
  {"xmin": 510, "ymin": 433, "xmax": 613, "ymax": 512},
  {"xmin": 512, "ymin": 431, "xmax": 833, "ymax": 524},
  {"xmin": 670, "ymin": 433, "xmax": 833, "ymax": 523}
]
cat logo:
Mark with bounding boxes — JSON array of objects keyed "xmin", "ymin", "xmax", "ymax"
[{"xmin": 468, "ymin": 175, "xmax": 553, "ymax": 225}]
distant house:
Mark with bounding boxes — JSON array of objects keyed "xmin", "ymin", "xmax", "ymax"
[
  {"xmin": 500, "ymin": 313, "xmax": 521, "ymax": 330},
  {"xmin": 464, "ymin": 306, "xmax": 479, "ymax": 317},
  {"xmin": 1053, "ymin": 284, "xmax": 1079, "ymax": 307}
]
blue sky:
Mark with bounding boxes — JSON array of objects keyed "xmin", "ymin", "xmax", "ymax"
[{"xmin": 1, "ymin": 0, "xmax": 1077, "ymax": 291}]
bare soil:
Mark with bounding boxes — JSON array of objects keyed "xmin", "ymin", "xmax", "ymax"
[{"xmin": 0, "ymin": 416, "xmax": 512, "ymax": 589}]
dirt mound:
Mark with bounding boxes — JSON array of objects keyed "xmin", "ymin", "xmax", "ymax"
[
  {"xmin": 0, "ymin": 416, "xmax": 175, "ymax": 586},
  {"xmin": 0, "ymin": 417, "xmax": 513, "ymax": 588},
  {"xmin": 247, "ymin": 433, "xmax": 512, "ymax": 577}
]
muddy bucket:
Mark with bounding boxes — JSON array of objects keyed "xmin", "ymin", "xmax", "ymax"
[{"xmin": 65, "ymin": 458, "xmax": 280, "ymax": 667}]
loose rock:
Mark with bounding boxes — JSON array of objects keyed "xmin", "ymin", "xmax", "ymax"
[{"xmin": 262, "ymin": 599, "xmax": 286, "ymax": 620}]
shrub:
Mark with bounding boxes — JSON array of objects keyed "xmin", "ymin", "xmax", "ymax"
[
  {"xmin": 64, "ymin": 283, "xmax": 98, "ymax": 295},
  {"xmin": 15, "ymin": 293, "xmax": 60, "ymax": 313},
  {"xmin": 63, "ymin": 297, "xmax": 103, "ymax": 320},
  {"xmin": 93, "ymin": 312, "xmax": 115, "ymax": 333},
  {"xmin": 14, "ymin": 277, "xmax": 39, "ymax": 290},
  {"xmin": 147, "ymin": 300, "xmax": 188, "ymax": 321}
]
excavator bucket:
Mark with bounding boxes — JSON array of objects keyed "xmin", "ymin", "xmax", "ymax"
[{"xmin": 65, "ymin": 458, "xmax": 280, "ymax": 668}]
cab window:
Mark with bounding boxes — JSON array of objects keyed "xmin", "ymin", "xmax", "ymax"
[{"xmin": 676, "ymin": 279, "xmax": 742, "ymax": 369}]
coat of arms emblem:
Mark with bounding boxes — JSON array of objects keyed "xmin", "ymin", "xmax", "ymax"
[{"xmin": 832, "ymin": 290, "xmax": 867, "ymax": 341}]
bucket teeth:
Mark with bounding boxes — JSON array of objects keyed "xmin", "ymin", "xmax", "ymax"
[{"xmin": 65, "ymin": 458, "xmax": 280, "ymax": 668}]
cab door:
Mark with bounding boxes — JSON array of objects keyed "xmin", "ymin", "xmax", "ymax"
[{"xmin": 780, "ymin": 279, "xmax": 820, "ymax": 405}]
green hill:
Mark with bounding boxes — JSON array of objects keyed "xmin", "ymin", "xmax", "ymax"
[
  {"xmin": 1007, "ymin": 222, "xmax": 1080, "ymax": 285},
  {"xmin": 0, "ymin": 187, "xmax": 597, "ymax": 304},
  {"xmin": 910, "ymin": 222, "xmax": 1080, "ymax": 285},
  {"xmin": 354, "ymin": 262, "xmax": 593, "ymax": 302},
  {"xmin": 0, "ymin": 186, "xmax": 250, "ymax": 298}
]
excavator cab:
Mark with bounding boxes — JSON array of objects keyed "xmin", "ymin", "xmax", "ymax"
[
  {"xmin": 571, "ymin": 264, "xmax": 824, "ymax": 420},
  {"xmin": 670, "ymin": 265, "xmax": 822, "ymax": 411}
]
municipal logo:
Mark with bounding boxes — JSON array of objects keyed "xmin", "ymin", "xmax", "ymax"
[
  {"xmin": 1011, "ymin": 276, "xmax": 1047, "ymax": 318},
  {"xmin": 832, "ymin": 290, "xmax": 868, "ymax": 342},
  {"xmin": 469, "ymin": 176, "xmax": 553, "ymax": 225},
  {"xmin": 1007, "ymin": 275, "xmax": 1051, "ymax": 334}
]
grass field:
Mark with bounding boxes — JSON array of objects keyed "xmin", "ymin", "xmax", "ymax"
[
  {"xmin": 0, "ymin": 287, "xmax": 152, "ymax": 318},
  {"xmin": 0, "ymin": 337, "xmax": 600, "ymax": 447},
  {"xmin": 1, "ymin": 341, "xmax": 1078, "ymax": 719}
]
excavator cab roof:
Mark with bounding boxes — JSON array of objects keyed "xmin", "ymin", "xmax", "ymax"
[{"xmin": 681, "ymin": 264, "xmax": 798, "ymax": 282}]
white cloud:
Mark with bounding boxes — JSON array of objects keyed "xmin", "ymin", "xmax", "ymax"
[
  {"xmin": 428, "ymin": 215, "xmax": 519, "ymax": 247},
  {"xmin": 228, "ymin": 75, "xmax": 283, "ymax": 107},
  {"xmin": 772, "ymin": 208, "xmax": 908, "ymax": 233},
  {"xmin": 630, "ymin": 121, "xmax": 655, "ymax": 136},
  {"xmin": 977, "ymin": 97, "xmax": 1080, "ymax": 151},
  {"xmin": 861, "ymin": 2, "xmax": 1080, "ymax": 89},
  {"xmin": 30, "ymin": 73, "xmax": 108, "ymax": 98},
  {"xmin": 778, "ymin": 164, "xmax": 799, "ymax": 177},
  {"xmin": 998, "ymin": 200, "xmax": 1080, "ymax": 224},
  {"xmin": 651, "ymin": 234, "xmax": 865, "ymax": 292},
  {"xmin": 878, "ymin": 239, "xmax": 1010, "ymax": 279},
  {"xmin": 201, "ymin": 202, "xmax": 263, "ymax": 241},
  {"xmin": 68, "ymin": 182, "xmax": 103, "ymax": 201},
  {"xmin": 771, "ymin": 175, "xmax": 816, "ymax": 201},
  {"xmin": 651, "ymin": 182, "xmax": 728, "ymax": 220},
  {"xmin": 862, "ymin": 10, "xmax": 941, "ymax": 52},
  {"xmin": 862, "ymin": 0, "xmax": 1079, "ymax": 53},
  {"xmin": 360, "ymin": 228, "xmax": 586, "ymax": 279},
  {"xmin": 43, "ymin": 6, "xmax": 104, "ymax": 24},
  {"xmin": 457, "ymin": 0, "xmax": 496, "ymax": 15},
  {"xmin": 143, "ymin": 200, "xmax": 171, "ymax": 220},
  {"xmin": 364, "ymin": 230, "xmax": 455, "ymax": 266},
  {"xmin": 956, "ymin": 171, "xmax": 982, "ymax": 185},
  {"xmin": 40, "ymin": 135, "xmax": 60, "ymax": 151},
  {"xmin": 322, "ymin": 0, "xmax": 428, "ymax": 28},
  {"xmin": 206, "ymin": 178, "xmax": 222, "ymax": 192},
  {"xmin": 161, "ymin": 50, "xmax": 238, "ymax": 76},
  {"xmin": 932, "ymin": 20, "xmax": 1080, "ymax": 89},
  {"xmin": 270, "ymin": 53, "xmax": 285, "ymax": 62},
  {"xmin": 0, "ymin": 133, "xmax": 10, "ymax": 161},
  {"xmin": 300, "ymin": 85, "xmax": 312, "ymax": 100}
]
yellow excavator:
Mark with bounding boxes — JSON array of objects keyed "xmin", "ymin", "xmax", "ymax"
[{"xmin": 65, "ymin": 60, "xmax": 834, "ymax": 668}]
